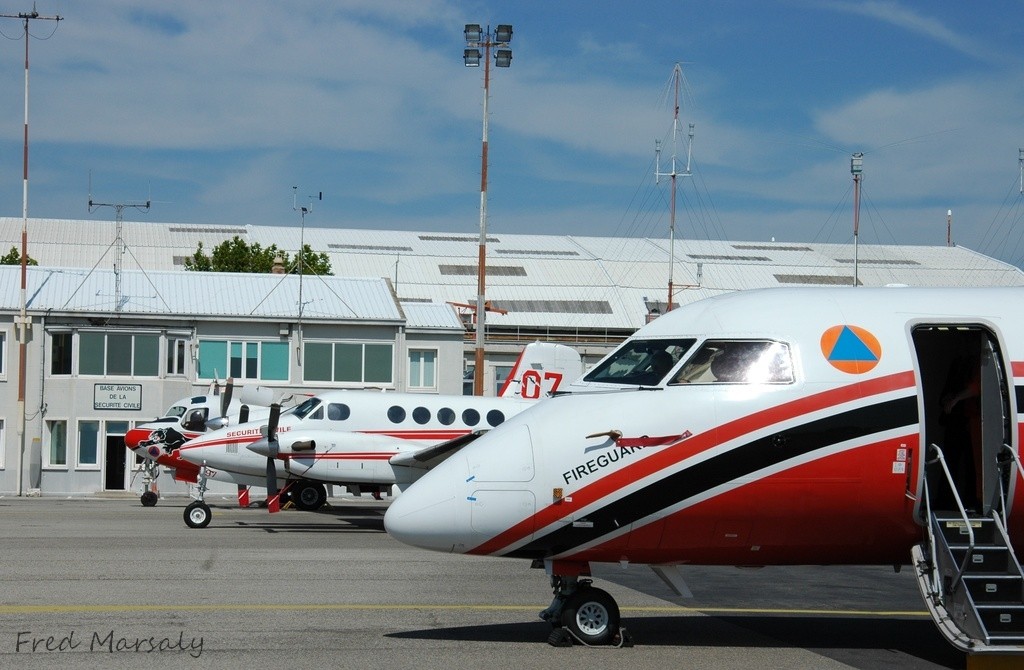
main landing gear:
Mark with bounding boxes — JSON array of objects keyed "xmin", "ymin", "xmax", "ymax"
[
  {"xmin": 290, "ymin": 481, "xmax": 328, "ymax": 512},
  {"xmin": 540, "ymin": 574, "xmax": 632, "ymax": 647}
]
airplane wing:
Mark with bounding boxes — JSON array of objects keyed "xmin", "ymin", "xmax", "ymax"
[{"xmin": 388, "ymin": 430, "xmax": 488, "ymax": 470}]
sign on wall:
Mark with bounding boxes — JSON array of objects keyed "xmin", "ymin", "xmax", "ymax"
[{"xmin": 93, "ymin": 383, "xmax": 142, "ymax": 411}]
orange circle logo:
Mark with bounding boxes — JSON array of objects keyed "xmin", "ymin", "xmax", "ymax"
[{"xmin": 820, "ymin": 325, "xmax": 882, "ymax": 374}]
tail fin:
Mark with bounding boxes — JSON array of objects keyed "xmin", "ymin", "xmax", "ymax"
[{"xmin": 498, "ymin": 342, "xmax": 584, "ymax": 399}]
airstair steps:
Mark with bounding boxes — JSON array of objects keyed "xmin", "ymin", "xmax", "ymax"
[{"xmin": 916, "ymin": 510, "xmax": 1024, "ymax": 651}]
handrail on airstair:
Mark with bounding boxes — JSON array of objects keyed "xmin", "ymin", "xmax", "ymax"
[
  {"xmin": 997, "ymin": 443, "xmax": 1022, "ymax": 529},
  {"xmin": 925, "ymin": 443, "xmax": 975, "ymax": 597}
]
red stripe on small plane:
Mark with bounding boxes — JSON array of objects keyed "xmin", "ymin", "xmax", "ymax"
[
  {"xmin": 469, "ymin": 370, "xmax": 917, "ymax": 556},
  {"xmin": 281, "ymin": 453, "xmax": 397, "ymax": 461},
  {"xmin": 361, "ymin": 430, "xmax": 468, "ymax": 441}
]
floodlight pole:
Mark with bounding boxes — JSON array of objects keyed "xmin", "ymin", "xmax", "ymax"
[
  {"xmin": 464, "ymin": 23, "xmax": 512, "ymax": 395},
  {"xmin": 0, "ymin": 5, "xmax": 62, "ymax": 496}
]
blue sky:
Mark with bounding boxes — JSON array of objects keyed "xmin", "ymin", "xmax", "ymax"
[{"xmin": 0, "ymin": 1, "xmax": 1022, "ymax": 267}]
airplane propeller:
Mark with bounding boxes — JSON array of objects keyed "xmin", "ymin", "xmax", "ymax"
[
  {"xmin": 220, "ymin": 378, "xmax": 234, "ymax": 419},
  {"xmin": 205, "ymin": 378, "xmax": 235, "ymax": 431},
  {"xmin": 264, "ymin": 403, "xmax": 281, "ymax": 501}
]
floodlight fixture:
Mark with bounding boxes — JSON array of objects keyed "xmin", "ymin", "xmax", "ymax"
[
  {"xmin": 495, "ymin": 24, "xmax": 513, "ymax": 43},
  {"xmin": 464, "ymin": 48, "xmax": 481, "ymax": 67},
  {"xmin": 464, "ymin": 23, "xmax": 481, "ymax": 43},
  {"xmin": 495, "ymin": 48, "xmax": 512, "ymax": 68}
]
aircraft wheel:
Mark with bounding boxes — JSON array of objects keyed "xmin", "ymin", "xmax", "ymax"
[
  {"xmin": 560, "ymin": 586, "xmax": 620, "ymax": 645},
  {"xmin": 292, "ymin": 482, "xmax": 327, "ymax": 511},
  {"xmin": 183, "ymin": 501, "xmax": 212, "ymax": 529},
  {"xmin": 140, "ymin": 491, "xmax": 158, "ymax": 507}
]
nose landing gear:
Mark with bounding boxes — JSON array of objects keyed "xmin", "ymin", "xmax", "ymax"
[{"xmin": 540, "ymin": 575, "xmax": 632, "ymax": 647}]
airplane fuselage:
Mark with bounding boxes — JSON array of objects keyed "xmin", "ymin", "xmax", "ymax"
[{"xmin": 386, "ymin": 287, "xmax": 1024, "ymax": 567}]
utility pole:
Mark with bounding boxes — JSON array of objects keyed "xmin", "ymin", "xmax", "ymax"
[{"xmin": 0, "ymin": 4, "xmax": 62, "ymax": 496}]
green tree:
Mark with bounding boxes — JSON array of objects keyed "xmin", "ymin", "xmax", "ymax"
[
  {"xmin": 294, "ymin": 244, "xmax": 332, "ymax": 276},
  {"xmin": 0, "ymin": 246, "xmax": 38, "ymax": 266},
  {"xmin": 184, "ymin": 236, "xmax": 332, "ymax": 275}
]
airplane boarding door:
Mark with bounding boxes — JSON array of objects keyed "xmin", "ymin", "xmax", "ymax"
[
  {"xmin": 979, "ymin": 336, "xmax": 1012, "ymax": 513},
  {"xmin": 912, "ymin": 325, "xmax": 1011, "ymax": 514}
]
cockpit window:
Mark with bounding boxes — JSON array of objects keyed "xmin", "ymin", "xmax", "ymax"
[
  {"xmin": 165, "ymin": 405, "xmax": 188, "ymax": 419},
  {"xmin": 583, "ymin": 338, "xmax": 695, "ymax": 386},
  {"xmin": 291, "ymin": 397, "xmax": 322, "ymax": 420},
  {"xmin": 671, "ymin": 340, "xmax": 794, "ymax": 385}
]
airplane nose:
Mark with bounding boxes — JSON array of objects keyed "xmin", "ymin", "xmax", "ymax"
[
  {"xmin": 384, "ymin": 460, "xmax": 466, "ymax": 553},
  {"xmin": 124, "ymin": 427, "xmax": 150, "ymax": 449}
]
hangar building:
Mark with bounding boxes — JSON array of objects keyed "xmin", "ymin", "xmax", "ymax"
[{"xmin": 1, "ymin": 216, "xmax": 1021, "ymax": 496}]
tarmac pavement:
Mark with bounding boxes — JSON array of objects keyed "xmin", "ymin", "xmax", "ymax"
[{"xmin": 0, "ymin": 495, "xmax": 965, "ymax": 670}]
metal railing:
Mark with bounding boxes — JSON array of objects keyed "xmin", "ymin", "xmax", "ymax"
[
  {"xmin": 997, "ymin": 443, "xmax": 1022, "ymax": 529},
  {"xmin": 925, "ymin": 443, "xmax": 975, "ymax": 598}
]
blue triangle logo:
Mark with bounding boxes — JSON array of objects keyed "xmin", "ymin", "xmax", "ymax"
[{"xmin": 829, "ymin": 326, "xmax": 878, "ymax": 362}]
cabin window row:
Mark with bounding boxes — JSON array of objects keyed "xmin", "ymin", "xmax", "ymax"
[{"xmin": 301, "ymin": 401, "xmax": 506, "ymax": 428}]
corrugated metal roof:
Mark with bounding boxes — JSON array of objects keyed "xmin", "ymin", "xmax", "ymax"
[
  {"xmin": 0, "ymin": 265, "xmax": 402, "ymax": 322},
  {"xmin": 2, "ymin": 217, "xmax": 1022, "ymax": 332},
  {"xmin": 400, "ymin": 301, "xmax": 464, "ymax": 331}
]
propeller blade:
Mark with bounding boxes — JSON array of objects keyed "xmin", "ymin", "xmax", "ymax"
[
  {"xmin": 266, "ymin": 457, "xmax": 278, "ymax": 498},
  {"xmin": 238, "ymin": 404, "xmax": 250, "ymax": 424},
  {"xmin": 220, "ymin": 378, "xmax": 234, "ymax": 418},
  {"xmin": 267, "ymin": 403, "xmax": 281, "ymax": 442},
  {"xmin": 266, "ymin": 457, "xmax": 281, "ymax": 513},
  {"xmin": 265, "ymin": 403, "xmax": 283, "ymax": 513}
]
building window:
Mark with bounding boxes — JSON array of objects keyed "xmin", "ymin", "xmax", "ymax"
[
  {"xmin": 79, "ymin": 332, "xmax": 160, "ymax": 377},
  {"xmin": 198, "ymin": 340, "xmax": 289, "ymax": 381},
  {"xmin": 78, "ymin": 420, "xmax": 100, "ymax": 468},
  {"xmin": 0, "ymin": 331, "xmax": 5, "ymax": 377},
  {"xmin": 494, "ymin": 365, "xmax": 513, "ymax": 397},
  {"xmin": 408, "ymin": 349, "xmax": 437, "ymax": 389},
  {"xmin": 167, "ymin": 337, "xmax": 187, "ymax": 376},
  {"xmin": 303, "ymin": 342, "xmax": 393, "ymax": 385},
  {"xmin": 46, "ymin": 420, "xmax": 67, "ymax": 468},
  {"xmin": 51, "ymin": 332, "xmax": 72, "ymax": 375},
  {"xmin": 0, "ymin": 419, "xmax": 5, "ymax": 469}
]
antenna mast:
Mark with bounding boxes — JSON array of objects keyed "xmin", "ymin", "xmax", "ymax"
[
  {"xmin": 654, "ymin": 63, "xmax": 693, "ymax": 312},
  {"xmin": 88, "ymin": 177, "xmax": 151, "ymax": 311},
  {"xmin": 1, "ymin": 4, "xmax": 62, "ymax": 497},
  {"xmin": 850, "ymin": 153, "xmax": 864, "ymax": 287},
  {"xmin": 292, "ymin": 187, "xmax": 322, "ymax": 365}
]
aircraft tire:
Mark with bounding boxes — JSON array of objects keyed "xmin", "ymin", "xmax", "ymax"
[
  {"xmin": 140, "ymin": 491, "xmax": 158, "ymax": 507},
  {"xmin": 184, "ymin": 501, "xmax": 212, "ymax": 529},
  {"xmin": 292, "ymin": 482, "xmax": 327, "ymax": 511},
  {"xmin": 560, "ymin": 586, "xmax": 619, "ymax": 646}
]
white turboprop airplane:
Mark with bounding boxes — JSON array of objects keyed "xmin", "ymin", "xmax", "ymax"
[
  {"xmin": 160, "ymin": 342, "xmax": 583, "ymax": 528},
  {"xmin": 384, "ymin": 287, "xmax": 1024, "ymax": 657},
  {"xmin": 124, "ymin": 381, "xmax": 280, "ymax": 506}
]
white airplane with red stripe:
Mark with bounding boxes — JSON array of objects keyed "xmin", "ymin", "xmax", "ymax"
[
  {"xmin": 172, "ymin": 342, "xmax": 583, "ymax": 528},
  {"xmin": 123, "ymin": 382, "xmax": 279, "ymax": 506},
  {"xmin": 385, "ymin": 286, "xmax": 1024, "ymax": 657}
]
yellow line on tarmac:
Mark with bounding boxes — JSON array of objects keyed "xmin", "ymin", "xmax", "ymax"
[{"xmin": 0, "ymin": 603, "xmax": 930, "ymax": 617}]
